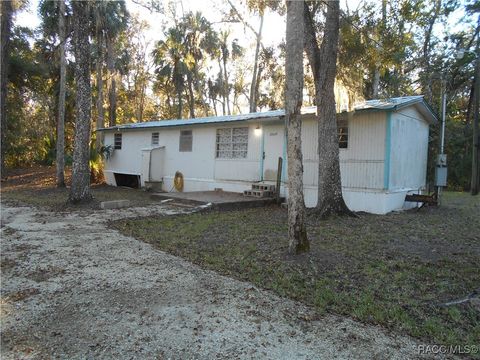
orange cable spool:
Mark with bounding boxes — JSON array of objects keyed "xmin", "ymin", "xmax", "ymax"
[{"xmin": 173, "ymin": 171, "xmax": 184, "ymax": 192}]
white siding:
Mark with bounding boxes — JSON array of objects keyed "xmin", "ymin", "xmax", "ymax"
[
  {"xmin": 161, "ymin": 126, "xmax": 216, "ymax": 181},
  {"xmin": 389, "ymin": 107, "xmax": 429, "ymax": 191},
  {"xmin": 104, "ymin": 112, "xmax": 387, "ymax": 191},
  {"xmin": 104, "ymin": 123, "xmax": 264, "ymax": 187},
  {"xmin": 103, "ymin": 106, "xmax": 431, "ymax": 214},
  {"xmin": 104, "ymin": 131, "xmax": 149, "ymax": 176},
  {"xmin": 300, "ymin": 112, "xmax": 386, "ymax": 190},
  {"xmin": 214, "ymin": 124, "xmax": 262, "ymax": 181}
]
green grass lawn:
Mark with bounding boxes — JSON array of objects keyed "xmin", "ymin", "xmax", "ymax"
[{"xmin": 112, "ymin": 192, "xmax": 480, "ymax": 351}]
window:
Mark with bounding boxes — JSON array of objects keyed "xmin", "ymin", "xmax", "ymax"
[
  {"xmin": 179, "ymin": 130, "xmax": 192, "ymax": 152},
  {"xmin": 337, "ymin": 113, "xmax": 348, "ymax": 149},
  {"xmin": 151, "ymin": 132, "xmax": 159, "ymax": 146},
  {"xmin": 114, "ymin": 133, "xmax": 122, "ymax": 150},
  {"xmin": 216, "ymin": 127, "xmax": 248, "ymax": 159}
]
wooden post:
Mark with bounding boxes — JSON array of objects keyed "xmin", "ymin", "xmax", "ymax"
[{"xmin": 276, "ymin": 157, "xmax": 283, "ymax": 204}]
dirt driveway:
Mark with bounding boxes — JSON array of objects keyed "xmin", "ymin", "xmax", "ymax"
[{"xmin": 1, "ymin": 203, "xmax": 435, "ymax": 359}]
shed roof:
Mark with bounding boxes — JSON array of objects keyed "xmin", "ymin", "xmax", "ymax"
[{"xmin": 98, "ymin": 95, "xmax": 437, "ymax": 132}]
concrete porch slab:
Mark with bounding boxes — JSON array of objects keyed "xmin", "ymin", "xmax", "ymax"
[{"xmin": 151, "ymin": 191, "xmax": 280, "ymax": 210}]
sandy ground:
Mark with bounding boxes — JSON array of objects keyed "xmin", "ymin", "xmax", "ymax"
[{"xmin": 1, "ymin": 203, "xmax": 438, "ymax": 359}]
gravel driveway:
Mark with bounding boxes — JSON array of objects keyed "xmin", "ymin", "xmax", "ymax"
[{"xmin": 1, "ymin": 204, "xmax": 434, "ymax": 359}]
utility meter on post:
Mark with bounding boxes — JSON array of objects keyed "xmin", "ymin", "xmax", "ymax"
[{"xmin": 435, "ymin": 154, "xmax": 447, "ymax": 187}]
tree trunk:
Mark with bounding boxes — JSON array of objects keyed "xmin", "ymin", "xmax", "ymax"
[
  {"xmin": 137, "ymin": 80, "xmax": 146, "ymax": 122},
  {"xmin": 466, "ymin": 80, "xmax": 475, "ymax": 127},
  {"xmin": 193, "ymin": 62, "xmax": 209, "ymax": 116},
  {"xmin": 177, "ymin": 80, "xmax": 183, "ymax": 119},
  {"xmin": 285, "ymin": 0, "xmax": 309, "ymax": 254},
  {"xmin": 255, "ymin": 65, "xmax": 263, "ymax": 109},
  {"xmin": 371, "ymin": 0, "xmax": 386, "ymax": 99},
  {"xmin": 218, "ymin": 58, "xmax": 226, "ymax": 116},
  {"xmin": 56, "ymin": 0, "xmax": 66, "ymax": 187},
  {"xmin": 69, "ymin": 0, "xmax": 93, "ymax": 204},
  {"xmin": 187, "ymin": 72, "xmax": 195, "ymax": 118},
  {"xmin": 95, "ymin": 6, "xmax": 104, "ymax": 151},
  {"xmin": 304, "ymin": 1, "xmax": 352, "ymax": 218},
  {"xmin": 421, "ymin": 0, "xmax": 441, "ymax": 104},
  {"xmin": 222, "ymin": 53, "xmax": 231, "ymax": 115},
  {"xmin": 249, "ymin": 14, "xmax": 264, "ymax": 113},
  {"xmin": 212, "ymin": 98, "xmax": 218, "ymax": 116},
  {"xmin": 106, "ymin": 35, "xmax": 116, "ymax": 127},
  {"xmin": 372, "ymin": 68, "xmax": 380, "ymax": 99},
  {"xmin": 1, "ymin": 0, "xmax": 13, "ymax": 178}
]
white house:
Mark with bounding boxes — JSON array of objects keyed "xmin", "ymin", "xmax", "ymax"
[{"xmin": 98, "ymin": 95, "xmax": 438, "ymax": 214}]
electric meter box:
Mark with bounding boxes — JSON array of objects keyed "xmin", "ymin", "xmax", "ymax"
[{"xmin": 435, "ymin": 154, "xmax": 448, "ymax": 187}]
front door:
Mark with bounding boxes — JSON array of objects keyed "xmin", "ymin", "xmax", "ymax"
[{"xmin": 262, "ymin": 125, "xmax": 285, "ymax": 181}]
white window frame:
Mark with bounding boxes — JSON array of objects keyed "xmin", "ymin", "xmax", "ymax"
[
  {"xmin": 114, "ymin": 133, "xmax": 122, "ymax": 150},
  {"xmin": 179, "ymin": 130, "xmax": 193, "ymax": 152},
  {"xmin": 151, "ymin": 132, "xmax": 159, "ymax": 146},
  {"xmin": 215, "ymin": 127, "xmax": 249, "ymax": 159}
]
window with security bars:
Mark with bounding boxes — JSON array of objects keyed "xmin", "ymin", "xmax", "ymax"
[
  {"xmin": 179, "ymin": 130, "xmax": 192, "ymax": 152},
  {"xmin": 114, "ymin": 133, "xmax": 122, "ymax": 150},
  {"xmin": 216, "ymin": 127, "xmax": 248, "ymax": 159},
  {"xmin": 151, "ymin": 132, "xmax": 159, "ymax": 146},
  {"xmin": 337, "ymin": 113, "xmax": 349, "ymax": 149}
]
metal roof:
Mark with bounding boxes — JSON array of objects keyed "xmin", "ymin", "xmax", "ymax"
[
  {"xmin": 98, "ymin": 95, "xmax": 437, "ymax": 132},
  {"xmin": 355, "ymin": 95, "xmax": 423, "ymax": 110}
]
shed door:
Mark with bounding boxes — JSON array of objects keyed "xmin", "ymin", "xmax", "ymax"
[{"xmin": 263, "ymin": 125, "xmax": 285, "ymax": 181}]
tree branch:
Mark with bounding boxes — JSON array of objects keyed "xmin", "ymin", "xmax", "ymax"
[
  {"xmin": 225, "ymin": 0, "xmax": 259, "ymax": 37},
  {"xmin": 303, "ymin": 2, "xmax": 321, "ymax": 84}
]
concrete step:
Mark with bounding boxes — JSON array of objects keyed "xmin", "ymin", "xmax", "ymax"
[
  {"xmin": 144, "ymin": 181, "xmax": 163, "ymax": 192},
  {"xmin": 100, "ymin": 200, "xmax": 130, "ymax": 209},
  {"xmin": 251, "ymin": 184, "xmax": 276, "ymax": 192},
  {"xmin": 243, "ymin": 189, "xmax": 274, "ymax": 198}
]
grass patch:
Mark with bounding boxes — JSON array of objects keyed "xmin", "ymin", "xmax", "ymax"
[{"xmin": 113, "ymin": 192, "xmax": 480, "ymax": 351}]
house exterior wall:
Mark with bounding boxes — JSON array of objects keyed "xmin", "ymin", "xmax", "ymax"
[
  {"xmin": 104, "ymin": 122, "xmax": 264, "ymax": 189},
  {"xmin": 389, "ymin": 107, "xmax": 429, "ymax": 191},
  {"xmin": 299, "ymin": 112, "xmax": 388, "ymax": 211},
  {"xmin": 105, "ymin": 131, "xmax": 148, "ymax": 176},
  {"xmin": 102, "ymin": 107, "xmax": 430, "ymax": 214},
  {"xmin": 299, "ymin": 112, "xmax": 386, "ymax": 190}
]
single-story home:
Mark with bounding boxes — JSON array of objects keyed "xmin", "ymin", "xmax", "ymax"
[{"xmin": 98, "ymin": 95, "xmax": 438, "ymax": 214}]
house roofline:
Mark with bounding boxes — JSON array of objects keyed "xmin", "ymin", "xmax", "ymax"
[{"xmin": 97, "ymin": 96, "xmax": 438, "ymax": 132}]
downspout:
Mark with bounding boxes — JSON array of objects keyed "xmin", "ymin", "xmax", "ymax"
[{"xmin": 384, "ymin": 111, "xmax": 392, "ymax": 190}]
